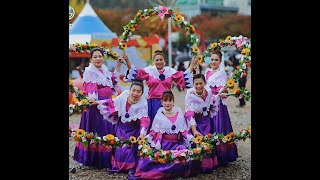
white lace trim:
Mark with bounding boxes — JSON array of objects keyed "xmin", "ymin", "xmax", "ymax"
[
  {"xmin": 83, "ymin": 63, "xmax": 114, "ymax": 88},
  {"xmin": 183, "ymin": 69, "xmax": 193, "ymax": 88},
  {"xmin": 144, "ymin": 66, "xmax": 177, "ymax": 80},
  {"xmin": 112, "ymin": 71, "xmax": 120, "ymax": 95},
  {"xmin": 140, "ymin": 127, "xmax": 147, "ymax": 136},
  {"xmin": 183, "ymin": 133, "xmax": 194, "ymax": 148},
  {"xmin": 113, "ymin": 90, "xmax": 148, "ymax": 124},
  {"xmin": 123, "ymin": 66, "xmax": 137, "ymax": 82},
  {"xmin": 87, "ymin": 92, "xmax": 98, "ymax": 101},
  {"xmin": 97, "ymin": 100, "xmax": 118, "ymax": 124},
  {"xmin": 205, "ymin": 68, "xmax": 227, "ymax": 88},
  {"xmin": 151, "ymin": 107, "xmax": 189, "ymax": 134},
  {"xmin": 185, "ymin": 86, "xmax": 217, "ymax": 118},
  {"xmin": 186, "ymin": 116, "xmax": 197, "ymax": 128}
]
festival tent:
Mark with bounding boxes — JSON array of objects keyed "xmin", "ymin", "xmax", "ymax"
[{"xmin": 69, "ymin": 1, "xmax": 117, "ymax": 45}]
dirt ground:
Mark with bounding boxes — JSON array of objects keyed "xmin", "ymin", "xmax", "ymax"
[{"xmin": 69, "ymin": 72, "xmax": 251, "ymax": 180}]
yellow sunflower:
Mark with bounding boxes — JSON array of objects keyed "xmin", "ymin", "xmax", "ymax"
[
  {"xmin": 120, "ymin": 43, "xmax": 127, "ymax": 50},
  {"xmin": 105, "ymin": 134, "xmax": 115, "ymax": 141},
  {"xmin": 157, "ymin": 157, "xmax": 167, "ymax": 164},
  {"xmin": 76, "ymin": 129, "xmax": 85, "ymax": 138},
  {"xmin": 69, "ymin": 80, "xmax": 73, "ymax": 86},
  {"xmin": 129, "ymin": 25, "xmax": 135, "ymax": 32},
  {"xmin": 192, "ymin": 46, "xmax": 200, "ymax": 54},
  {"xmin": 75, "ymin": 43, "xmax": 81, "ymax": 47},
  {"xmin": 140, "ymin": 15, "xmax": 145, "ymax": 20},
  {"xmin": 193, "ymin": 135, "xmax": 203, "ymax": 144},
  {"xmin": 130, "ymin": 136, "xmax": 137, "ymax": 144},
  {"xmin": 90, "ymin": 43, "xmax": 98, "ymax": 47},
  {"xmin": 190, "ymin": 25, "xmax": 195, "ymax": 32},
  {"xmin": 111, "ymin": 52, "xmax": 119, "ymax": 58},
  {"xmin": 80, "ymin": 99, "xmax": 88, "ymax": 104},
  {"xmin": 197, "ymin": 55, "xmax": 204, "ymax": 64},
  {"xmin": 210, "ymin": 42, "xmax": 218, "ymax": 49},
  {"xmin": 204, "ymin": 142, "xmax": 211, "ymax": 148},
  {"xmin": 226, "ymin": 79, "xmax": 235, "ymax": 88},
  {"xmin": 175, "ymin": 14, "xmax": 183, "ymax": 23},
  {"xmin": 185, "ymin": 27, "xmax": 190, "ymax": 32},
  {"xmin": 138, "ymin": 139, "xmax": 146, "ymax": 145},
  {"xmin": 225, "ymin": 36, "xmax": 232, "ymax": 43},
  {"xmin": 224, "ymin": 134, "xmax": 232, "ymax": 142}
]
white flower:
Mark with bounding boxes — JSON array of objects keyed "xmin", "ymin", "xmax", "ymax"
[
  {"xmin": 144, "ymin": 9, "xmax": 148, "ymax": 12},
  {"xmin": 242, "ymin": 63, "xmax": 247, "ymax": 69},
  {"xmin": 162, "ymin": 151, "xmax": 167, "ymax": 156},
  {"xmin": 77, "ymin": 102, "xmax": 82, "ymax": 106},
  {"xmin": 138, "ymin": 145, "xmax": 142, "ymax": 150},
  {"xmin": 188, "ymin": 150, "xmax": 193, "ymax": 155},
  {"xmin": 183, "ymin": 20, "xmax": 188, "ymax": 25},
  {"xmin": 103, "ymin": 136, "xmax": 107, "ymax": 141},
  {"xmin": 214, "ymin": 135, "xmax": 218, "ymax": 139},
  {"xmin": 234, "ymin": 139, "xmax": 239, "ymax": 145},
  {"xmin": 197, "ymin": 148, "xmax": 202, "ymax": 152},
  {"xmin": 81, "ymin": 137, "xmax": 87, "ymax": 142},
  {"xmin": 90, "ymin": 139, "xmax": 95, "ymax": 144},
  {"xmin": 142, "ymin": 148, "xmax": 148, "ymax": 153},
  {"xmin": 69, "ymin": 104, "xmax": 75, "ymax": 108},
  {"xmin": 114, "ymin": 137, "xmax": 119, "ymax": 141},
  {"xmin": 122, "ymin": 144, "xmax": 127, "ymax": 148},
  {"xmin": 222, "ymin": 139, "xmax": 227, "ymax": 143},
  {"xmin": 71, "ymin": 132, "xmax": 76, "ymax": 137}
]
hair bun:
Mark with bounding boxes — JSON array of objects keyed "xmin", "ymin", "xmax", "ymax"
[{"xmin": 133, "ymin": 78, "xmax": 143, "ymax": 83}]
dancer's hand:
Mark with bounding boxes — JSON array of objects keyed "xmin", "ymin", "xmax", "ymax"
[
  {"xmin": 192, "ymin": 130, "xmax": 202, "ymax": 137},
  {"xmin": 218, "ymin": 93, "xmax": 227, "ymax": 99}
]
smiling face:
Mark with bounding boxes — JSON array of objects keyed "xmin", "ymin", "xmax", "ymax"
[
  {"xmin": 193, "ymin": 78, "xmax": 206, "ymax": 95},
  {"xmin": 90, "ymin": 50, "xmax": 104, "ymax": 68},
  {"xmin": 129, "ymin": 84, "xmax": 143, "ymax": 102},
  {"xmin": 161, "ymin": 92, "xmax": 174, "ymax": 112},
  {"xmin": 210, "ymin": 53, "xmax": 221, "ymax": 70},
  {"xmin": 154, "ymin": 54, "xmax": 165, "ymax": 70}
]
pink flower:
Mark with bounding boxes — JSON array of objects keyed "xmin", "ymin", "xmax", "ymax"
[
  {"xmin": 173, "ymin": 149, "xmax": 188, "ymax": 158},
  {"xmin": 158, "ymin": 6, "xmax": 169, "ymax": 19},
  {"xmin": 155, "ymin": 151, "xmax": 160, "ymax": 157}
]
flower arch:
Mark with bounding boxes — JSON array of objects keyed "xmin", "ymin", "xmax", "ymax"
[
  {"xmin": 203, "ymin": 35, "xmax": 251, "ymax": 101},
  {"xmin": 118, "ymin": 6, "xmax": 200, "ymax": 56}
]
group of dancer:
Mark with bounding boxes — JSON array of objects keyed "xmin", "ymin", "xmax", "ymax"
[{"xmin": 72, "ymin": 48, "xmax": 238, "ymax": 179}]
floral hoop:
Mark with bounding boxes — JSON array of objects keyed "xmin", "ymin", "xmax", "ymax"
[
  {"xmin": 203, "ymin": 35, "xmax": 251, "ymax": 101},
  {"xmin": 69, "ymin": 80, "xmax": 90, "ymax": 117},
  {"xmin": 70, "ymin": 127, "xmax": 251, "ymax": 164},
  {"xmin": 118, "ymin": 6, "xmax": 200, "ymax": 57},
  {"xmin": 69, "ymin": 42, "xmax": 120, "ymax": 61}
]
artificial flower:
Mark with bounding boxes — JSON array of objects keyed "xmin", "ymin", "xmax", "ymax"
[
  {"xmin": 76, "ymin": 129, "xmax": 85, "ymax": 138},
  {"xmin": 157, "ymin": 5, "xmax": 169, "ymax": 19},
  {"xmin": 130, "ymin": 136, "xmax": 137, "ymax": 144},
  {"xmin": 226, "ymin": 79, "xmax": 235, "ymax": 88},
  {"xmin": 175, "ymin": 14, "xmax": 183, "ymax": 23},
  {"xmin": 105, "ymin": 134, "xmax": 115, "ymax": 141},
  {"xmin": 225, "ymin": 36, "xmax": 232, "ymax": 43}
]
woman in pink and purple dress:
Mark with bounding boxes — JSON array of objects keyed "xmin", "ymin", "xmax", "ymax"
[
  {"xmin": 97, "ymin": 79, "xmax": 150, "ymax": 176},
  {"xmin": 121, "ymin": 50, "xmax": 196, "ymax": 132},
  {"xmin": 184, "ymin": 73, "xmax": 220, "ymax": 173},
  {"xmin": 73, "ymin": 48, "xmax": 121, "ymax": 169},
  {"xmin": 204, "ymin": 51, "xmax": 238, "ymax": 166},
  {"xmin": 131, "ymin": 91, "xmax": 200, "ymax": 179}
]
